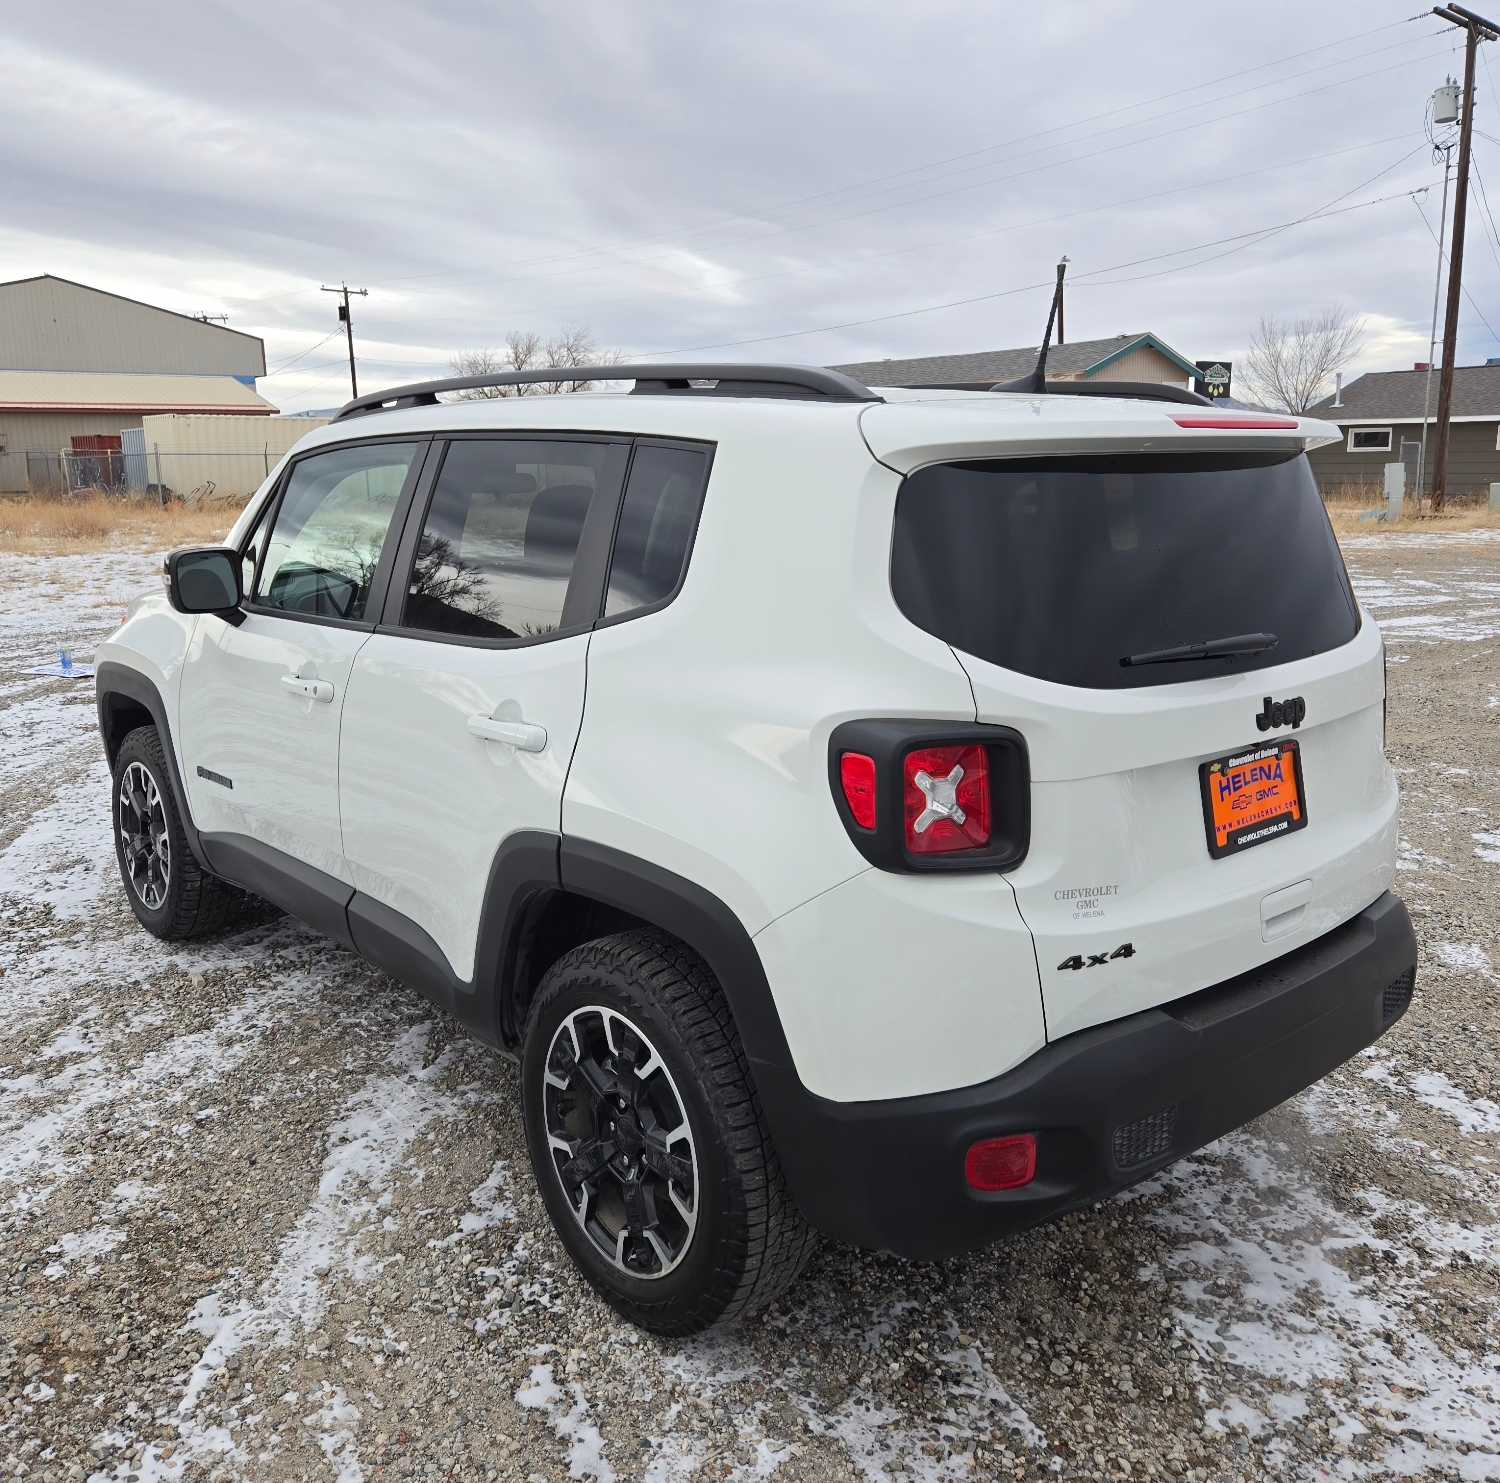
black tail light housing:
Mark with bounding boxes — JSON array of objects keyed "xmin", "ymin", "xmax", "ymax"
[{"xmin": 828, "ymin": 719, "xmax": 1030, "ymax": 873}]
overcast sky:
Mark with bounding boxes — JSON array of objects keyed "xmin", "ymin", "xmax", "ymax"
[{"xmin": 1, "ymin": 0, "xmax": 1492, "ymax": 410}]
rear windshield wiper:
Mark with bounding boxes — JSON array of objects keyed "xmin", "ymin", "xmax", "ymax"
[{"xmin": 1120, "ymin": 632, "xmax": 1278, "ymax": 668}]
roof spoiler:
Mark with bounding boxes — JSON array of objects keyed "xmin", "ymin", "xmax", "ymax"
[
  {"xmin": 893, "ymin": 379, "xmax": 1213, "ymax": 407},
  {"xmin": 333, "ymin": 363, "xmax": 883, "ymax": 420}
]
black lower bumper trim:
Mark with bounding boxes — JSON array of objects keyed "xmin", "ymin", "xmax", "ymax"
[{"xmin": 765, "ymin": 892, "xmax": 1417, "ymax": 1260}]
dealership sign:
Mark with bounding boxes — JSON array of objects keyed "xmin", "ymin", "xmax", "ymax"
[{"xmin": 1195, "ymin": 360, "xmax": 1232, "ymax": 400}]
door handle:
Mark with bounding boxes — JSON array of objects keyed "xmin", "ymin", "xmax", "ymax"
[
  {"xmin": 281, "ymin": 674, "xmax": 335, "ymax": 704},
  {"xmin": 467, "ymin": 713, "xmax": 547, "ymax": 752}
]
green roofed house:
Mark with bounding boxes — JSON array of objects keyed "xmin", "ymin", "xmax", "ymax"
[{"xmin": 830, "ymin": 331, "xmax": 1202, "ymax": 391}]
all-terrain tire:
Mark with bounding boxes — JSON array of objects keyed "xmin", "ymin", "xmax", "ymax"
[
  {"xmin": 521, "ymin": 929, "xmax": 816, "ymax": 1335},
  {"xmin": 111, "ymin": 725, "xmax": 240, "ymax": 940}
]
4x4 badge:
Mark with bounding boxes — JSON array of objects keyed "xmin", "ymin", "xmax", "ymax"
[{"xmin": 1256, "ymin": 695, "xmax": 1306, "ymax": 731}]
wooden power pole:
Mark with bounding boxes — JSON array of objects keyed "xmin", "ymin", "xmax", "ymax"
[
  {"xmin": 1430, "ymin": 4, "xmax": 1498, "ymax": 512},
  {"xmin": 321, "ymin": 282, "xmax": 369, "ymax": 399}
]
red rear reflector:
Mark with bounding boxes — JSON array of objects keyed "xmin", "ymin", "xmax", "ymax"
[
  {"xmin": 965, "ymin": 1134, "xmax": 1037, "ymax": 1191},
  {"xmin": 903, "ymin": 744, "xmax": 990, "ymax": 854},
  {"xmin": 1171, "ymin": 416, "xmax": 1299, "ymax": 430},
  {"xmin": 838, "ymin": 752, "xmax": 878, "ymax": 830}
]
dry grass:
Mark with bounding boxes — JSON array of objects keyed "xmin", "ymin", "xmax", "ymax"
[
  {"xmin": 1323, "ymin": 485, "xmax": 1500, "ymax": 536},
  {"xmin": 0, "ymin": 493, "xmax": 243, "ymax": 555}
]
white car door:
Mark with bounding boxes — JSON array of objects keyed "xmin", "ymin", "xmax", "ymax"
[
  {"xmin": 177, "ymin": 437, "xmax": 428, "ymax": 882},
  {"xmin": 339, "ymin": 434, "xmax": 634, "ymax": 982}
]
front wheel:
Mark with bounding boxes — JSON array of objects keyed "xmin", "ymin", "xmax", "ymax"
[
  {"xmin": 521, "ymin": 930, "xmax": 815, "ymax": 1335},
  {"xmin": 111, "ymin": 726, "xmax": 240, "ymax": 939}
]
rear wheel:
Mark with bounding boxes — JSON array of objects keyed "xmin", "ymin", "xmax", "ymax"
[
  {"xmin": 111, "ymin": 726, "xmax": 239, "ymax": 940},
  {"xmin": 521, "ymin": 929, "xmax": 815, "ymax": 1334}
]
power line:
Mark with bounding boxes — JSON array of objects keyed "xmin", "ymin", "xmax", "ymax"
[
  {"xmin": 1081, "ymin": 140, "xmax": 1431, "ymax": 287},
  {"xmin": 1412, "ymin": 193, "xmax": 1500, "ymax": 341},
  {"xmin": 267, "ymin": 328, "xmax": 342, "ymax": 375},
  {"xmin": 387, "ymin": 35, "xmax": 1451, "ymax": 298},
  {"xmin": 1469, "ymin": 155, "xmax": 1500, "ymax": 271},
  {"xmin": 640, "ymin": 187, "xmax": 1424, "ymax": 357}
]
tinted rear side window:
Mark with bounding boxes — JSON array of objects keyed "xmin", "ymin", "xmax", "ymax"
[
  {"xmin": 891, "ymin": 452, "xmax": 1359, "ymax": 690},
  {"xmin": 603, "ymin": 443, "xmax": 710, "ymax": 619}
]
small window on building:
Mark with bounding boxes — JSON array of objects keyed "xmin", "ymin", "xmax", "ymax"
[
  {"xmin": 603, "ymin": 444, "xmax": 711, "ymax": 620},
  {"xmin": 1347, "ymin": 427, "xmax": 1393, "ymax": 453}
]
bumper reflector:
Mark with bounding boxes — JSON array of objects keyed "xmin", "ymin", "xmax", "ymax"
[{"xmin": 964, "ymin": 1134, "xmax": 1037, "ymax": 1192}]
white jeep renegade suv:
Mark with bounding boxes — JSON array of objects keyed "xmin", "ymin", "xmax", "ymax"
[{"xmin": 95, "ymin": 362, "xmax": 1417, "ymax": 1335}]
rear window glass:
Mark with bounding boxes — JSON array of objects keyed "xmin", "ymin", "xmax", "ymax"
[{"xmin": 891, "ymin": 452, "xmax": 1359, "ymax": 690}]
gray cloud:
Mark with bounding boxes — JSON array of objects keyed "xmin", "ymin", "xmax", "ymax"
[{"xmin": 0, "ymin": 0, "xmax": 1484, "ymax": 409}]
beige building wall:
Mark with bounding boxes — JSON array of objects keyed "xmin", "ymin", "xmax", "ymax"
[
  {"xmin": 140, "ymin": 414, "xmax": 330, "ymax": 500},
  {"xmin": 0, "ymin": 411, "xmax": 147, "ymax": 492},
  {"xmin": 0, "ymin": 276, "xmax": 265, "ymax": 377},
  {"xmin": 1083, "ymin": 345, "xmax": 1192, "ymax": 387}
]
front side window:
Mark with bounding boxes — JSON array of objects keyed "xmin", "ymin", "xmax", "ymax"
[
  {"xmin": 402, "ymin": 439, "xmax": 617, "ymax": 640},
  {"xmin": 603, "ymin": 443, "xmax": 710, "ymax": 619},
  {"xmin": 255, "ymin": 442, "xmax": 420, "ymax": 621}
]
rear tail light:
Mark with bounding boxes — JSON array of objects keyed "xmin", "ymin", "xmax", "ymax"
[
  {"xmin": 965, "ymin": 1134, "xmax": 1037, "ymax": 1191},
  {"xmin": 828, "ymin": 720, "xmax": 1029, "ymax": 874},
  {"xmin": 838, "ymin": 751, "xmax": 878, "ymax": 830},
  {"xmin": 903, "ymin": 744, "xmax": 990, "ymax": 853}
]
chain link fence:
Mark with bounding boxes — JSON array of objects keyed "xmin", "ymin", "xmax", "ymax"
[{"xmin": 2, "ymin": 447, "xmax": 288, "ymax": 505}]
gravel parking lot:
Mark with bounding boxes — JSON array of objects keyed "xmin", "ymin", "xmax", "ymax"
[{"xmin": 2, "ymin": 533, "xmax": 1497, "ymax": 1483}]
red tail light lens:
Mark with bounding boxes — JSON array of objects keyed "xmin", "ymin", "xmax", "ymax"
[
  {"xmin": 838, "ymin": 751, "xmax": 878, "ymax": 830},
  {"xmin": 903, "ymin": 744, "xmax": 990, "ymax": 854},
  {"xmin": 965, "ymin": 1134, "xmax": 1037, "ymax": 1191}
]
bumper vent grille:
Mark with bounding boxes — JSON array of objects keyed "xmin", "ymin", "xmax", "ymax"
[
  {"xmin": 1382, "ymin": 968, "xmax": 1416, "ymax": 1027},
  {"xmin": 1112, "ymin": 1106, "xmax": 1178, "ymax": 1170}
]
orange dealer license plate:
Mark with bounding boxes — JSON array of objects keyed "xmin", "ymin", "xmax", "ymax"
[{"xmin": 1199, "ymin": 738, "xmax": 1308, "ymax": 859}]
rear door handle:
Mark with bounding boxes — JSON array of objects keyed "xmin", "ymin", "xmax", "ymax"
[
  {"xmin": 467, "ymin": 713, "xmax": 547, "ymax": 752},
  {"xmin": 281, "ymin": 674, "xmax": 335, "ymax": 704}
]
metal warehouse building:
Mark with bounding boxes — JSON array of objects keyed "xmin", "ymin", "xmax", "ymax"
[{"xmin": 0, "ymin": 274, "xmax": 275, "ymax": 493}]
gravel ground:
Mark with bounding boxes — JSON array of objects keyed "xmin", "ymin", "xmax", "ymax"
[{"xmin": 1, "ymin": 534, "xmax": 1497, "ymax": 1483}]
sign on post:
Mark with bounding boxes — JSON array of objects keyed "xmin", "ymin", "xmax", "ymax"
[{"xmin": 1194, "ymin": 360, "xmax": 1232, "ymax": 400}]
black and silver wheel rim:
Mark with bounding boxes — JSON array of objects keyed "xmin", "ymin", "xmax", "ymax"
[
  {"xmin": 118, "ymin": 761, "xmax": 170, "ymax": 910},
  {"xmin": 542, "ymin": 1005, "xmax": 698, "ymax": 1279}
]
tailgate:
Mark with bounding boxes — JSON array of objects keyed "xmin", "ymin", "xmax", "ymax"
[{"xmin": 887, "ymin": 444, "xmax": 1399, "ymax": 1042}]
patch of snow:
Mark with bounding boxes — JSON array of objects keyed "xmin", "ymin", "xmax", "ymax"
[
  {"xmin": 517, "ymin": 1363, "xmax": 616, "ymax": 1482},
  {"xmin": 1474, "ymin": 830, "xmax": 1500, "ymax": 864},
  {"xmin": 1433, "ymin": 942, "xmax": 1493, "ymax": 974},
  {"xmin": 43, "ymin": 1224, "xmax": 125, "ymax": 1279}
]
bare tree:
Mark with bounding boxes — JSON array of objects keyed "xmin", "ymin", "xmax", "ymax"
[
  {"xmin": 448, "ymin": 329, "xmax": 622, "ymax": 398},
  {"xmin": 1240, "ymin": 308, "xmax": 1366, "ymax": 414}
]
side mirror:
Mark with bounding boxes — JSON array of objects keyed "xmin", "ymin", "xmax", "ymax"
[{"xmin": 164, "ymin": 547, "xmax": 244, "ymax": 624}]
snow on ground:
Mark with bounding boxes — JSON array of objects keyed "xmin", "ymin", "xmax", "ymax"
[{"xmin": 2, "ymin": 534, "xmax": 1498, "ymax": 1482}]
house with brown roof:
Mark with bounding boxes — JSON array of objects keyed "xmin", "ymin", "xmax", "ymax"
[{"xmin": 1305, "ymin": 362, "xmax": 1500, "ymax": 501}]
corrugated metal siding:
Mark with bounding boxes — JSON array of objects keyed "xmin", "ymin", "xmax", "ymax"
[
  {"xmin": 1085, "ymin": 346, "xmax": 1191, "ymax": 387},
  {"xmin": 138, "ymin": 414, "xmax": 330, "ymax": 499},
  {"xmin": 0, "ymin": 411, "xmax": 145, "ymax": 491},
  {"xmin": 0, "ymin": 276, "xmax": 265, "ymax": 377},
  {"xmin": 1307, "ymin": 420, "xmax": 1500, "ymax": 499}
]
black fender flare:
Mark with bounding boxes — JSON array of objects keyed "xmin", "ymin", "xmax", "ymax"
[
  {"xmin": 95, "ymin": 661, "xmax": 211, "ymax": 871},
  {"xmin": 554, "ymin": 839, "xmax": 820, "ymax": 1206}
]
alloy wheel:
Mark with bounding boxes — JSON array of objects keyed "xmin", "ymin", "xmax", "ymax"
[
  {"xmin": 542, "ymin": 1005, "xmax": 699, "ymax": 1279},
  {"xmin": 118, "ymin": 761, "xmax": 171, "ymax": 910}
]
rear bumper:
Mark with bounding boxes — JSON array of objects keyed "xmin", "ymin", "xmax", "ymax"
[{"xmin": 764, "ymin": 891, "xmax": 1416, "ymax": 1259}]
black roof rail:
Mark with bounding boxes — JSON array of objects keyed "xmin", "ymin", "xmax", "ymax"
[
  {"xmin": 892, "ymin": 379, "xmax": 1213, "ymax": 407},
  {"xmin": 333, "ymin": 362, "xmax": 882, "ymax": 421}
]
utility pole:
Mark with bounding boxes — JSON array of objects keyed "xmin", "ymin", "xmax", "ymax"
[
  {"xmin": 1416, "ymin": 138, "xmax": 1453, "ymax": 506},
  {"xmin": 1429, "ymin": 4, "xmax": 1498, "ymax": 512},
  {"xmin": 321, "ymin": 282, "xmax": 369, "ymax": 398},
  {"xmin": 1056, "ymin": 255, "xmax": 1070, "ymax": 344}
]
